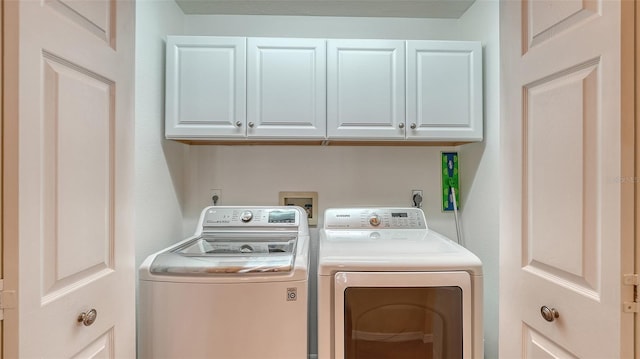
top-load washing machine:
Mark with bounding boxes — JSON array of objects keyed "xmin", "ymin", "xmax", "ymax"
[
  {"xmin": 139, "ymin": 206, "xmax": 310, "ymax": 359},
  {"xmin": 318, "ymin": 207, "xmax": 483, "ymax": 359}
]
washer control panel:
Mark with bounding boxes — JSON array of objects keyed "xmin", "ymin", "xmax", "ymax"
[
  {"xmin": 202, "ymin": 207, "xmax": 301, "ymax": 227},
  {"xmin": 324, "ymin": 208, "xmax": 426, "ymax": 229}
]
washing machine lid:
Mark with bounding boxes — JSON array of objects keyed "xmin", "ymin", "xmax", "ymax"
[
  {"xmin": 318, "ymin": 207, "xmax": 482, "ymax": 276},
  {"xmin": 149, "ymin": 233, "xmax": 298, "ymax": 275},
  {"xmin": 319, "ymin": 229, "xmax": 481, "ymax": 275}
]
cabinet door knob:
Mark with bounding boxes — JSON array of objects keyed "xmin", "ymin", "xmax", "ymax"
[
  {"xmin": 78, "ymin": 309, "xmax": 98, "ymax": 326},
  {"xmin": 248, "ymin": 122, "xmax": 255, "ymax": 128},
  {"xmin": 540, "ymin": 306, "xmax": 559, "ymax": 322},
  {"xmin": 410, "ymin": 123, "xmax": 417, "ymax": 129},
  {"xmin": 235, "ymin": 121, "xmax": 242, "ymax": 127},
  {"xmin": 398, "ymin": 123, "xmax": 405, "ymax": 129}
]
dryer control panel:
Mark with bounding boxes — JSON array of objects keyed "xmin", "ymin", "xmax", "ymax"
[{"xmin": 324, "ymin": 208, "xmax": 426, "ymax": 230}]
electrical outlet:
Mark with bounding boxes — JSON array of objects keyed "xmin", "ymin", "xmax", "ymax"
[
  {"xmin": 210, "ymin": 189, "xmax": 222, "ymax": 205},
  {"xmin": 411, "ymin": 190, "xmax": 423, "ymax": 208},
  {"xmin": 441, "ymin": 152, "xmax": 460, "ymax": 212}
]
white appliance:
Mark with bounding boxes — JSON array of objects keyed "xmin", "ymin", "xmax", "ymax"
[
  {"xmin": 318, "ymin": 207, "xmax": 483, "ymax": 359},
  {"xmin": 139, "ymin": 206, "xmax": 310, "ymax": 359}
]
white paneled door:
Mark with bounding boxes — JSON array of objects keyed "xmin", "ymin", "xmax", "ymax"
[
  {"xmin": 3, "ymin": 0, "xmax": 135, "ymax": 357},
  {"xmin": 501, "ymin": 0, "xmax": 635, "ymax": 357}
]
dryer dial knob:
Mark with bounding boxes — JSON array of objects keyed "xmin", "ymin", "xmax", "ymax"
[
  {"xmin": 240, "ymin": 211, "xmax": 254, "ymax": 222},
  {"xmin": 369, "ymin": 214, "xmax": 381, "ymax": 227}
]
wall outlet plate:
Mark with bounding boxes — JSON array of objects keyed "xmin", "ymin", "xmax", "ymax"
[
  {"xmin": 441, "ymin": 152, "xmax": 460, "ymax": 212},
  {"xmin": 411, "ymin": 190, "xmax": 423, "ymax": 208},
  {"xmin": 279, "ymin": 191, "xmax": 318, "ymax": 226},
  {"xmin": 210, "ymin": 189, "xmax": 222, "ymax": 205}
]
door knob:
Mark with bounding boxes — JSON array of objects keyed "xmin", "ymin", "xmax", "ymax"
[
  {"xmin": 78, "ymin": 309, "xmax": 98, "ymax": 326},
  {"xmin": 235, "ymin": 121, "xmax": 242, "ymax": 127},
  {"xmin": 540, "ymin": 306, "xmax": 559, "ymax": 322},
  {"xmin": 410, "ymin": 123, "xmax": 417, "ymax": 129},
  {"xmin": 398, "ymin": 123, "xmax": 405, "ymax": 129},
  {"xmin": 248, "ymin": 122, "xmax": 255, "ymax": 128}
]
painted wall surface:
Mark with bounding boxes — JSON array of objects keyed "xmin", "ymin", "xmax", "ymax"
[
  {"xmin": 134, "ymin": 0, "xmax": 185, "ymax": 270},
  {"xmin": 134, "ymin": 3, "xmax": 500, "ymax": 358},
  {"xmin": 456, "ymin": 1, "xmax": 500, "ymax": 358},
  {"xmin": 185, "ymin": 14, "xmax": 461, "ymax": 39},
  {"xmin": 183, "ymin": 146, "xmax": 460, "ymax": 236}
]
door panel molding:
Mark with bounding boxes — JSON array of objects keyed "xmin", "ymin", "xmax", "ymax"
[
  {"xmin": 522, "ymin": 59, "xmax": 600, "ymax": 297},
  {"xmin": 44, "ymin": 0, "xmax": 115, "ymax": 48},
  {"xmin": 522, "ymin": 324, "xmax": 579, "ymax": 359},
  {"xmin": 40, "ymin": 52, "xmax": 115, "ymax": 301},
  {"xmin": 522, "ymin": 0, "xmax": 601, "ymax": 53}
]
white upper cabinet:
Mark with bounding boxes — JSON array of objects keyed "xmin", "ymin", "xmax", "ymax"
[
  {"xmin": 164, "ymin": 36, "xmax": 483, "ymax": 143},
  {"xmin": 165, "ymin": 36, "xmax": 246, "ymax": 139},
  {"xmin": 247, "ymin": 38, "xmax": 326, "ymax": 139},
  {"xmin": 327, "ymin": 40, "xmax": 406, "ymax": 139},
  {"xmin": 406, "ymin": 41, "xmax": 483, "ymax": 141}
]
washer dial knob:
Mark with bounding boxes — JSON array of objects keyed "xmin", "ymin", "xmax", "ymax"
[
  {"xmin": 240, "ymin": 210, "xmax": 254, "ymax": 222},
  {"xmin": 369, "ymin": 214, "xmax": 381, "ymax": 227}
]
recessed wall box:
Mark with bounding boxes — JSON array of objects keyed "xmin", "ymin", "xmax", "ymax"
[{"xmin": 279, "ymin": 191, "xmax": 318, "ymax": 226}]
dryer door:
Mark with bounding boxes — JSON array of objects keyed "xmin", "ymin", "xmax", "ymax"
[{"xmin": 334, "ymin": 271, "xmax": 472, "ymax": 359}]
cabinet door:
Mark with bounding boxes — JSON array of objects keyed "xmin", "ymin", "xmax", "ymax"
[
  {"xmin": 327, "ymin": 40, "xmax": 406, "ymax": 139},
  {"xmin": 406, "ymin": 41, "xmax": 482, "ymax": 141},
  {"xmin": 247, "ymin": 38, "xmax": 326, "ymax": 139},
  {"xmin": 165, "ymin": 36, "xmax": 246, "ymax": 139}
]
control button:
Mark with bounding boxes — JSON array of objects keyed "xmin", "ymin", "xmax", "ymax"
[
  {"xmin": 369, "ymin": 214, "xmax": 381, "ymax": 227},
  {"xmin": 240, "ymin": 211, "xmax": 254, "ymax": 222}
]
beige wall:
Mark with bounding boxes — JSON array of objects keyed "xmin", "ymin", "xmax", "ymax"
[
  {"xmin": 456, "ymin": 2, "xmax": 500, "ymax": 358},
  {"xmin": 134, "ymin": 0, "xmax": 186, "ymax": 268}
]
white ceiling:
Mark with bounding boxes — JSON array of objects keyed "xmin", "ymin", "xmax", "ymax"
[{"xmin": 175, "ymin": 0, "xmax": 476, "ymax": 18}]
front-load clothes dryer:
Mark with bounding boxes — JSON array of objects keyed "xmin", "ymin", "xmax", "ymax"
[
  {"xmin": 139, "ymin": 206, "xmax": 310, "ymax": 359},
  {"xmin": 318, "ymin": 207, "xmax": 483, "ymax": 359}
]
